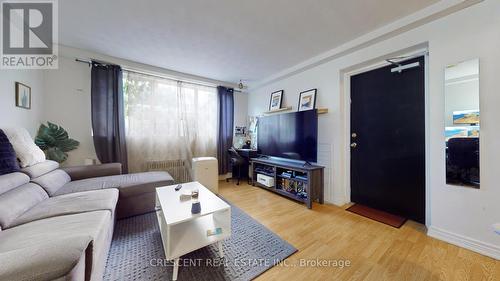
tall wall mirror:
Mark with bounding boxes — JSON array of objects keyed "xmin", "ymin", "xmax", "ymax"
[{"xmin": 445, "ymin": 59, "xmax": 480, "ymax": 188}]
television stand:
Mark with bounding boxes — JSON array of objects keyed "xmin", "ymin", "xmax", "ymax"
[
  {"xmin": 251, "ymin": 158, "xmax": 324, "ymax": 209},
  {"xmin": 303, "ymin": 161, "xmax": 313, "ymax": 167}
]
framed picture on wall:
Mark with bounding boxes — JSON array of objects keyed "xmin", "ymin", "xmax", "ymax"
[
  {"xmin": 269, "ymin": 90, "xmax": 284, "ymax": 111},
  {"xmin": 298, "ymin": 89, "xmax": 317, "ymax": 111},
  {"xmin": 15, "ymin": 82, "xmax": 31, "ymax": 110}
]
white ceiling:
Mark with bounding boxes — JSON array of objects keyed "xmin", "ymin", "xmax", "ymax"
[{"xmin": 59, "ymin": 0, "xmax": 440, "ymax": 84}]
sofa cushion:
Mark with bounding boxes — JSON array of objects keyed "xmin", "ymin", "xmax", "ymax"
[
  {"xmin": 0, "ymin": 129, "xmax": 20, "ymax": 176},
  {"xmin": 21, "ymin": 160, "xmax": 59, "ymax": 179},
  {"xmin": 0, "ymin": 235, "xmax": 91, "ymax": 281},
  {"xmin": 31, "ymin": 169, "xmax": 71, "ymax": 196},
  {"xmin": 1, "ymin": 128, "xmax": 46, "ymax": 168},
  {"xmin": 55, "ymin": 171, "xmax": 174, "ymax": 197},
  {"xmin": 0, "ymin": 172, "xmax": 30, "ymax": 195},
  {"xmin": 62, "ymin": 163, "xmax": 122, "ymax": 181},
  {"xmin": 0, "ymin": 183, "xmax": 49, "ymax": 230},
  {"xmin": 0, "ymin": 211, "xmax": 109, "ymax": 251},
  {"xmin": 0, "ymin": 211, "xmax": 113, "ymax": 281},
  {"xmin": 11, "ymin": 189, "xmax": 119, "ymax": 228}
]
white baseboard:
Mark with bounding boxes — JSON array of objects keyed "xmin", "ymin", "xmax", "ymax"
[
  {"xmin": 331, "ymin": 196, "xmax": 348, "ymax": 207},
  {"xmin": 427, "ymin": 226, "xmax": 500, "ymax": 260}
]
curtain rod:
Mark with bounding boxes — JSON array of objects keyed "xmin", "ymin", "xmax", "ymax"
[
  {"xmin": 75, "ymin": 58, "xmax": 242, "ymax": 92},
  {"xmin": 75, "ymin": 58, "xmax": 115, "ymax": 66}
]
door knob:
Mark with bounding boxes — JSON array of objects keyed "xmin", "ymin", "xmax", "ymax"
[
  {"xmin": 351, "ymin": 133, "xmax": 357, "ymax": 138},
  {"xmin": 351, "ymin": 143, "xmax": 357, "ymax": 148}
]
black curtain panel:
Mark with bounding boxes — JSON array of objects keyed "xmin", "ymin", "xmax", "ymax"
[
  {"xmin": 217, "ymin": 86, "xmax": 234, "ymax": 175},
  {"xmin": 91, "ymin": 63, "xmax": 129, "ymax": 173}
]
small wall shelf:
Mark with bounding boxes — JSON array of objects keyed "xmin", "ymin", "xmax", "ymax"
[
  {"xmin": 263, "ymin": 106, "xmax": 293, "ymax": 114},
  {"xmin": 263, "ymin": 107, "xmax": 329, "ymax": 115},
  {"xmin": 317, "ymin": 108, "xmax": 329, "ymax": 114}
]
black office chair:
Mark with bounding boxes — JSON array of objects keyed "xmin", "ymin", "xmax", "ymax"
[
  {"xmin": 447, "ymin": 137, "xmax": 479, "ymax": 186},
  {"xmin": 226, "ymin": 147, "xmax": 245, "ymax": 185}
]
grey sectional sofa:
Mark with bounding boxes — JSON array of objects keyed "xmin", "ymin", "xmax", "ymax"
[{"xmin": 0, "ymin": 160, "xmax": 174, "ymax": 281}]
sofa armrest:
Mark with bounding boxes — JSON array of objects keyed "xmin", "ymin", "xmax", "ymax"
[
  {"xmin": 62, "ymin": 163, "xmax": 123, "ymax": 181},
  {"xmin": 0, "ymin": 236, "xmax": 91, "ymax": 281}
]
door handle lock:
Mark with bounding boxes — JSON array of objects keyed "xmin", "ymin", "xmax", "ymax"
[{"xmin": 351, "ymin": 143, "xmax": 357, "ymax": 148}]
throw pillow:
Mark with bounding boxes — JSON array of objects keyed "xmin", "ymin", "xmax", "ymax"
[
  {"xmin": 0, "ymin": 129, "xmax": 20, "ymax": 175},
  {"xmin": 1, "ymin": 127, "xmax": 46, "ymax": 168}
]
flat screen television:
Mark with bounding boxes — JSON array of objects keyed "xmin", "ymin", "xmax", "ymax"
[{"xmin": 257, "ymin": 110, "xmax": 318, "ymax": 162}]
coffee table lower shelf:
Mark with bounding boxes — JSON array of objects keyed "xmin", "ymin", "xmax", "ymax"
[{"xmin": 156, "ymin": 208, "xmax": 231, "ymax": 280}]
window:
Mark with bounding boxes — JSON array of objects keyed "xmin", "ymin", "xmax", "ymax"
[{"xmin": 123, "ymin": 71, "xmax": 217, "ymax": 172}]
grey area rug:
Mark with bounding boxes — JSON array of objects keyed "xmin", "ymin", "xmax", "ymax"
[{"xmin": 104, "ymin": 201, "xmax": 297, "ymax": 281}]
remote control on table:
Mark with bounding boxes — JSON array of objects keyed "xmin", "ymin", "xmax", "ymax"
[{"xmin": 175, "ymin": 184, "xmax": 182, "ymax": 191}]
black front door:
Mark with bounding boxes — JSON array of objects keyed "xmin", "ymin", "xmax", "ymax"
[{"xmin": 350, "ymin": 56, "xmax": 425, "ymax": 223}]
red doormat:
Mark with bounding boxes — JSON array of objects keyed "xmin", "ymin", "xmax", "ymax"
[{"xmin": 346, "ymin": 204, "xmax": 407, "ymax": 228}]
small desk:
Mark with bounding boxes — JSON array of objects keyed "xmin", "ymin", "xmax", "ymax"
[
  {"xmin": 236, "ymin": 148, "xmax": 259, "ymax": 158},
  {"xmin": 235, "ymin": 149, "xmax": 259, "ymax": 179}
]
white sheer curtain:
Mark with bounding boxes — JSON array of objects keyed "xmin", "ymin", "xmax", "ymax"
[{"xmin": 123, "ymin": 71, "xmax": 217, "ymax": 172}]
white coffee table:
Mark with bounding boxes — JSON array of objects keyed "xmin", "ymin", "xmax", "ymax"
[{"xmin": 155, "ymin": 181, "xmax": 231, "ymax": 280}]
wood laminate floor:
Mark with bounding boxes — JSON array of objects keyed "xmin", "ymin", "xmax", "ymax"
[{"xmin": 219, "ymin": 181, "xmax": 499, "ymax": 281}]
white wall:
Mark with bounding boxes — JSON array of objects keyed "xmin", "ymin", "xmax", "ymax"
[
  {"xmin": 234, "ymin": 92, "xmax": 248, "ymax": 129},
  {"xmin": 0, "ymin": 70, "xmax": 45, "ymax": 135},
  {"xmin": 43, "ymin": 57, "xmax": 96, "ymax": 167},
  {"xmin": 233, "ymin": 91, "xmax": 249, "ymax": 147},
  {"xmin": 248, "ymin": 0, "xmax": 499, "ymax": 258},
  {"xmin": 44, "ymin": 46, "xmax": 248, "ymax": 166}
]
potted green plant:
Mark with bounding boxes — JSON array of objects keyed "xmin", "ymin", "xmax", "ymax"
[{"xmin": 35, "ymin": 122, "xmax": 80, "ymax": 163}]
